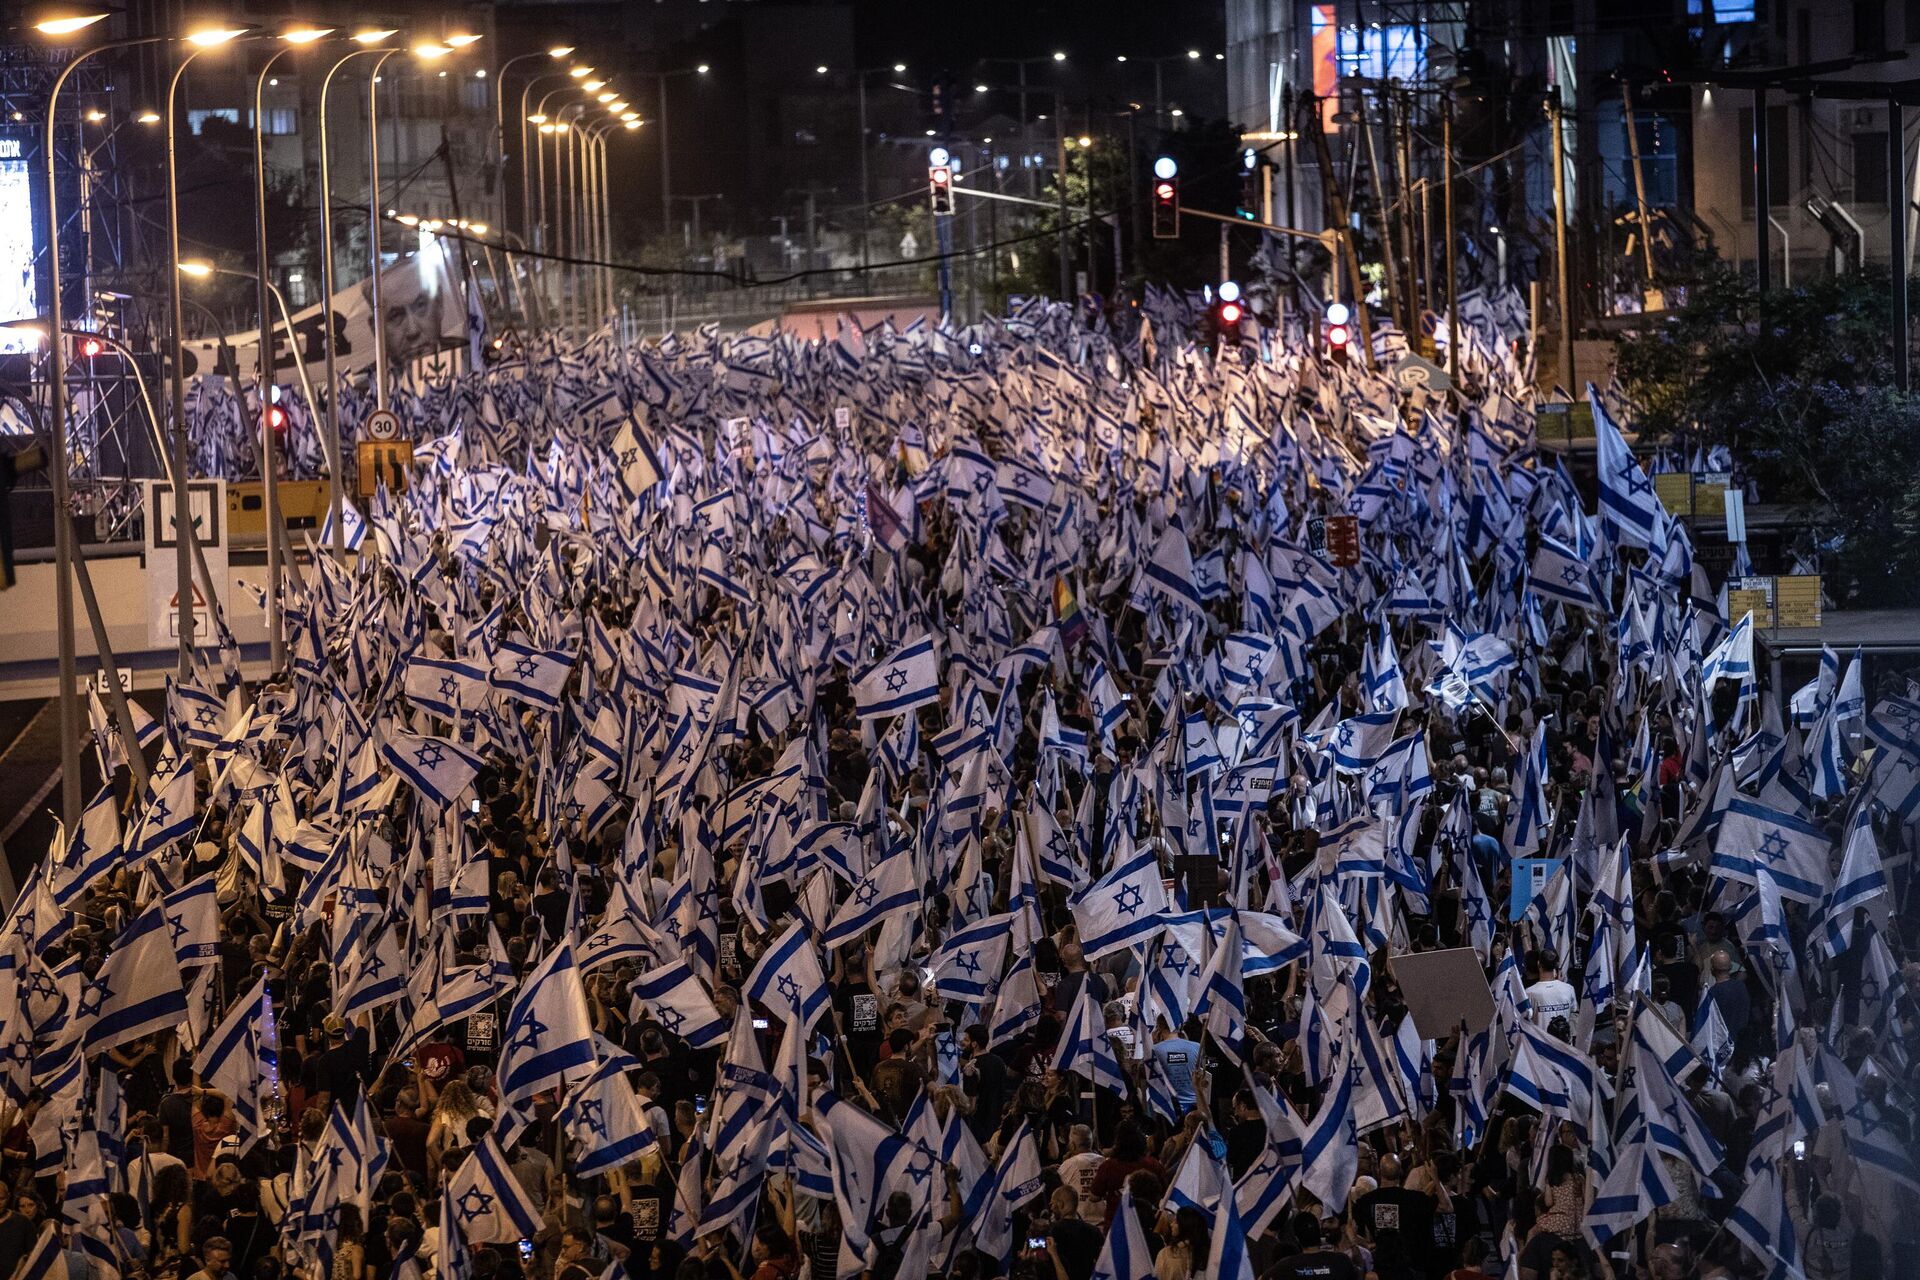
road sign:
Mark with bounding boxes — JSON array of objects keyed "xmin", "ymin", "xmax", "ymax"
[
  {"xmin": 145, "ymin": 479, "xmax": 226, "ymax": 551},
  {"xmin": 357, "ymin": 439, "xmax": 416, "ymax": 496},
  {"xmin": 85, "ymin": 667, "xmax": 133, "ymax": 696},
  {"xmin": 363, "ymin": 408, "xmax": 402, "ymax": 441},
  {"xmin": 1392, "ymin": 353, "xmax": 1453, "ymax": 394},
  {"xmin": 148, "ymin": 577, "xmax": 218, "ymax": 648}
]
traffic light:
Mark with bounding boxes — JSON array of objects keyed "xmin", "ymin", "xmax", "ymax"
[
  {"xmin": 1151, "ymin": 156, "xmax": 1179, "ymax": 239},
  {"xmin": 75, "ymin": 335, "xmax": 104, "ymax": 362},
  {"xmin": 267, "ymin": 404, "xmax": 287, "ymax": 433},
  {"xmin": 928, "ymin": 163, "xmax": 954, "ymax": 216},
  {"xmin": 1238, "ymin": 148, "xmax": 1259, "ymax": 220},
  {"xmin": 1324, "ymin": 301, "xmax": 1352, "ymax": 364},
  {"xmin": 1214, "ymin": 280, "xmax": 1244, "ymax": 349}
]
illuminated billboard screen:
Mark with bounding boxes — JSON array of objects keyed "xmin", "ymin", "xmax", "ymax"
[{"xmin": 0, "ymin": 133, "xmax": 38, "ymax": 355}]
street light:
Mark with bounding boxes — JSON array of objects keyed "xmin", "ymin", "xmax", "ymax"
[
  {"xmin": 367, "ymin": 38, "xmax": 478, "ymax": 404},
  {"xmin": 314, "ymin": 40, "xmax": 395, "ymax": 557},
  {"xmin": 32, "ymin": 12, "xmax": 109, "ymax": 36},
  {"xmin": 496, "ymin": 49, "xmax": 579, "ymax": 244},
  {"xmin": 239, "ymin": 25, "xmax": 345, "ymax": 666},
  {"xmin": 30, "ymin": 21, "xmax": 182, "ymax": 826}
]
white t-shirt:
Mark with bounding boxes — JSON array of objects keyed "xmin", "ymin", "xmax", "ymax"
[
  {"xmin": 1059, "ymin": 1151, "xmax": 1105, "ymax": 1224},
  {"xmin": 1526, "ymin": 978, "xmax": 1578, "ymax": 1029}
]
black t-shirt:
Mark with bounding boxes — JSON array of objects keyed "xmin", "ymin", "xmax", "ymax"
[
  {"xmin": 315, "ymin": 1036, "xmax": 369, "ymax": 1105},
  {"xmin": 158, "ymin": 1090, "xmax": 197, "ymax": 1161},
  {"xmin": 1225, "ymin": 1119, "xmax": 1266, "ymax": 1179},
  {"xmin": 965, "ymin": 1050, "xmax": 1013, "ymax": 1138},
  {"xmin": 1353, "ymin": 1186, "xmax": 1436, "ymax": 1264},
  {"xmin": 1268, "ymin": 1249, "xmax": 1359, "ymax": 1280},
  {"xmin": 533, "ymin": 890, "xmax": 569, "ymax": 942},
  {"xmin": 1049, "ymin": 1218, "xmax": 1103, "ymax": 1280},
  {"xmin": 0, "ymin": 1214, "xmax": 37, "ymax": 1280}
]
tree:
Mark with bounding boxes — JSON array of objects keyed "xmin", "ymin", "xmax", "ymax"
[{"xmin": 1613, "ymin": 265, "xmax": 1920, "ymax": 606}]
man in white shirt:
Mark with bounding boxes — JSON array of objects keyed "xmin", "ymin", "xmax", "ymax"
[
  {"xmin": 1525, "ymin": 948, "xmax": 1578, "ymax": 1033},
  {"xmin": 1057, "ymin": 1124, "xmax": 1106, "ymax": 1226}
]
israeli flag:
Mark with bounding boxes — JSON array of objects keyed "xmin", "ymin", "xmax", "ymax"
[
  {"xmin": 498, "ymin": 941, "xmax": 597, "ymax": 1104},
  {"xmin": 1091, "ymin": 1184, "xmax": 1155, "ymax": 1280},
  {"xmin": 381, "ymin": 732, "xmax": 486, "ymax": 808},
  {"xmin": 1710, "ymin": 795, "xmax": 1830, "ymax": 903},
  {"xmin": 853, "ymin": 633, "xmax": 942, "ymax": 719},
  {"xmin": 1530, "ymin": 533, "xmax": 1601, "ymax": 609},
  {"xmin": 81, "ymin": 901, "xmax": 188, "ymax": 1056},
  {"xmin": 445, "ymin": 1135, "xmax": 542, "ymax": 1243},
  {"xmin": 559, "ymin": 1057, "xmax": 660, "ymax": 1177},
  {"xmin": 1070, "ymin": 848, "xmax": 1170, "ymax": 960},
  {"xmin": 490, "ymin": 640, "xmax": 575, "ymax": 711},
  {"xmin": 743, "ymin": 919, "xmax": 831, "ymax": 1030},
  {"xmin": 1591, "ymin": 386, "xmax": 1661, "ymax": 549},
  {"xmin": 404, "ymin": 656, "xmax": 488, "ymax": 720},
  {"xmin": 821, "ymin": 850, "xmax": 920, "ymax": 950},
  {"xmin": 628, "ymin": 959, "xmax": 728, "ymax": 1050},
  {"xmin": 931, "ymin": 913, "xmax": 1013, "ymax": 1004}
]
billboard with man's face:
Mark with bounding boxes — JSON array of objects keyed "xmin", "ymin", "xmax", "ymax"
[{"xmin": 178, "ymin": 240, "xmax": 468, "ymax": 385}]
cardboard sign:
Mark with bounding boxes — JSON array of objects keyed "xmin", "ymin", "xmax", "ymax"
[
  {"xmin": 1394, "ymin": 947, "xmax": 1497, "ymax": 1038},
  {"xmin": 1323, "ymin": 514, "xmax": 1362, "ymax": 567},
  {"xmin": 464, "ymin": 1010, "xmax": 497, "ymax": 1051}
]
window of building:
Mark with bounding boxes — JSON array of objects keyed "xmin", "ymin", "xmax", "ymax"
[
  {"xmin": 262, "ymin": 107, "xmax": 297, "ymax": 136},
  {"xmin": 1736, "ymin": 104, "xmax": 1791, "ymax": 210},
  {"xmin": 462, "ymin": 78, "xmax": 488, "ymax": 113},
  {"xmin": 1853, "ymin": 130, "xmax": 1890, "ymax": 203},
  {"xmin": 188, "ymin": 108, "xmax": 240, "ymax": 134}
]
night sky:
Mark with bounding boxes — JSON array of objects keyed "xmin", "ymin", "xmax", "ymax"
[{"xmin": 851, "ymin": 0, "xmax": 1229, "ymax": 101}]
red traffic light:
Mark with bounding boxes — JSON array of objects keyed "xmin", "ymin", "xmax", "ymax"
[
  {"xmin": 78, "ymin": 337, "xmax": 103, "ymax": 358},
  {"xmin": 1218, "ymin": 301, "xmax": 1243, "ymax": 325},
  {"xmin": 267, "ymin": 405, "xmax": 287, "ymax": 431},
  {"xmin": 930, "ymin": 166, "xmax": 951, "ymax": 187},
  {"xmin": 1326, "ymin": 323, "xmax": 1350, "ymax": 347},
  {"xmin": 1154, "ymin": 180, "xmax": 1175, "ymax": 202}
]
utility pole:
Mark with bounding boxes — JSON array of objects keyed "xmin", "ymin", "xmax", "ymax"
[
  {"xmin": 1891, "ymin": 99, "xmax": 1910, "ymax": 391},
  {"xmin": 1443, "ymin": 93, "xmax": 1458, "ymax": 384},
  {"xmin": 1549, "ymin": 97, "xmax": 1576, "ymax": 391},
  {"xmin": 1055, "ymin": 90, "xmax": 1071, "ymax": 301},
  {"xmin": 1311, "ymin": 96, "xmax": 1375, "ymax": 365},
  {"xmin": 1752, "ymin": 86, "xmax": 1771, "ymax": 292},
  {"xmin": 1356, "ymin": 91, "xmax": 1399, "ymax": 330}
]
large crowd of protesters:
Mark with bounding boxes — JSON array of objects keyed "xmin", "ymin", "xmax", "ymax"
[{"xmin": 3, "ymin": 294, "xmax": 1915, "ymax": 1280}]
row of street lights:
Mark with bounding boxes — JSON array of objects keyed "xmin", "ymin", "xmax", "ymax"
[{"xmin": 25, "ymin": 10, "xmax": 490, "ymax": 829}]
